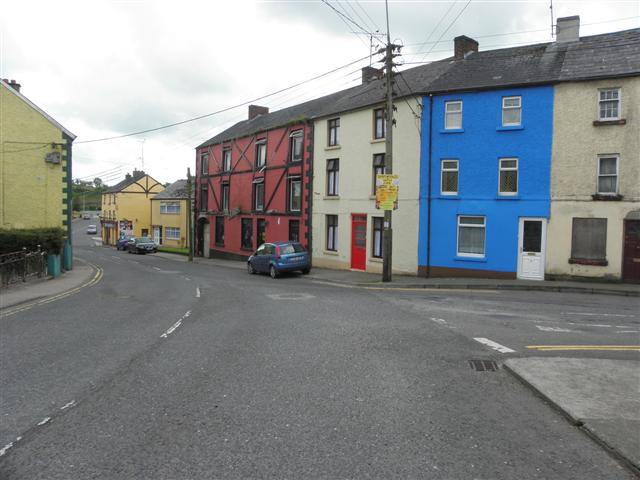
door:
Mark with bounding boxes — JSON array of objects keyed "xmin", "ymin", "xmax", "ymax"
[
  {"xmin": 351, "ymin": 215, "xmax": 367, "ymax": 270},
  {"xmin": 622, "ymin": 220, "xmax": 640, "ymax": 283},
  {"xmin": 202, "ymin": 223, "xmax": 210, "ymax": 257},
  {"xmin": 257, "ymin": 219, "xmax": 266, "ymax": 247},
  {"xmin": 517, "ymin": 218, "xmax": 547, "ymax": 280},
  {"xmin": 153, "ymin": 226, "xmax": 162, "ymax": 245}
]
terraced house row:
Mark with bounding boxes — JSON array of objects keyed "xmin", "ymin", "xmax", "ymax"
[{"xmin": 194, "ymin": 17, "xmax": 640, "ymax": 283}]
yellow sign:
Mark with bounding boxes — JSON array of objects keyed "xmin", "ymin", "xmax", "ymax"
[{"xmin": 375, "ymin": 174, "xmax": 399, "ymax": 210}]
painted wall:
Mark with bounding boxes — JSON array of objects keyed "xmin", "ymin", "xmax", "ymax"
[
  {"xmin": 418, "ymin": 86, "xmax": 554, "ymax": 277},
  {"xmin": 151, "ymin": 198, "xmax": 190, "ymax": 248},
  {"xmin": 311, "ymin": 99, "xmax": 422, "ymax": 275},
  {"xmin": 547, "ymin": 77, "xmax": 640, "ymax": 279},
  {"xmin": 0, "ymin": 84, "xmax": 70, "ymax": 232},
  {"xmin": 196, "ymin": 122, "xmax": 311, "ymax": 259}
]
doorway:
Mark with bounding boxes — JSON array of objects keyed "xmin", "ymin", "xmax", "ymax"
[
  {"xmin": 622, "ymin": 220, "xmax": 640, "ymax": 283},
  {"xmin": 351, "ymin": 215, "xmax": 367, "ymax": 271},
  {"xmin": 517, "ymin": 218, "xmax": 547, "ymax": 280}
]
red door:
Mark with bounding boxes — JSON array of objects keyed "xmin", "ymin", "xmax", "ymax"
[
  {"xmin": 622, "ymin": 220, "xmax": 640, "ymax": 283},
  {"xmin": 351, "ymin": 215, "xmax": 367, "ymax": 270}
]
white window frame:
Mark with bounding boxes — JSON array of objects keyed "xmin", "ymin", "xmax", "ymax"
[
  {"xmin": 444, "ymin": 101, "xmax": 463, "ymax": 130},
  {"xmin": 165, "ymin": 227, "xmax": 181, "ymax": 240},
  {"xmin": 200, "ymin": 152, "xmax": 209, "ymax": 175},
  {"xmin": 221, "ymin": 183, "xmax": 229, "ymax": 212},
  {"xmin": 289, "ymin": 176, "xmax": 302, "ymax": 212},
  {"xmin": 253, "ymin": 179, "xmax": 265, "ymax": 211},
  {"xmin": 457, "ymin": 215, "xmax": 486, "ymax": 258},
  {"xmin": 498, "ymin": 158, "xmax": 518, "ymax": 196},
  {"xmin": 327, "ymin": 159, "xmax": 339, "ymax": 196},
  {"xmin": 160, "ymin": 201, "xmax": 181, "ymax": 214},
  {"xmin": 290, "ymin": 130, "xmax": 303, "ymax": 162},
  {"xmin": 502, "ymin": 96, "xmax": 521, "ymax": 126},
  {"xmin": 222, "ymin": 148, "xmax": 231, "ymax": 172},
  {"xmin": 373, "ymin": 108, "xmax": 385, "ymax": 139},
  {"xmin": 597, "ymin": 154, "xmax": 619, "ymax": 195},
  {"xmin": 440, "ymin": 159, "xmax": 459, "ymax": 195},
  {"xmin": 598, "ymin": 88, "xmax": 621, "ymax": 121},
  {"xmin": 256, "ymin": 140, "xmax": 267, "ymax": 169},
  {"xmin": 327, "ymin": 118, "xmax": 340, "ymax": 147}
]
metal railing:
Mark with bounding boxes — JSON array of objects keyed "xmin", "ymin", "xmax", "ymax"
[{"xmin": 0, "ymin": 247, "xmax": 48, "ymax": 287}]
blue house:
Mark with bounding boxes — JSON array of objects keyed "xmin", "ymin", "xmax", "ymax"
[{"xmin": 417, "ymin": 36, "xmax": 558, "ymax": 280}]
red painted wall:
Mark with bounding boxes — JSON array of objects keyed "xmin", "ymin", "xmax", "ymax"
[{"xmin": 195, "ymin": 122, "xmax": 312, "ymax": 259}]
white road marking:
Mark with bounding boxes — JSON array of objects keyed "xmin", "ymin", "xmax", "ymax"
[
  {"xmin": 153, "ymin": 267, "xmax": 161, "ymax": 271},
  {"xmin": 615, "ymin": 325, "xmax": 634, "ymax": 329},
  {"xmin": 430, "ymin": 317, "xmax": 448, "ymax": 325},
  {"xmin": 536, "ymin": 325, "xmax": 573, "ymax": 333},
  {"xmin": 184, "ymin": 277, "xmax": 191, "ymax": 281},
  {"xmin": 473, "ymin": 337, "xmax": 515, "ymax": 353},
  {"xmin": 37, "ymin": 417, "xmax": 51, "ymax": 426},
  {"xmin": 196, "ymin": 287, "xmax": 201, "ymax": 298},
  {"xmin": 0, "ymin": 442, "xmax": 14, "ymax": 457},
  {"xmin": 617, "ymin": 331, "xmax": 639, "ymax": 334},
  {"xmin": 266, "ymin": 293, "xmax": 315, "ymax": 300},
  {"xmin": 60, "ymin": 400, "xmax": 76, "ymax": 410},
  {"xmin": 161, "ymin": 310, "xmax": 191, "ymax": 338},
  {"xmin": 567, "ymin": 323, "xmax": 612, "ymax": 328},
  {"xmin": 562, "ymin": 312, "xmax": 636, "ymax": 318}
]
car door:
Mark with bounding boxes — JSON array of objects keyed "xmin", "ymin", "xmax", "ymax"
[{"xmin": 253, "ymin": 244, "xmax": 267, "ymax": 272}]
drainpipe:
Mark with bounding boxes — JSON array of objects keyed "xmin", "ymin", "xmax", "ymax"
[{"xmin": 426, "ymin": 94, "xmax": 433, "ymax": 277}]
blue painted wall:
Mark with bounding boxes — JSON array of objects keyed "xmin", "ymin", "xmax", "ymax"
[{"xmin": 418, "ymin": 86, "xmax": 554, "ymax": 274}]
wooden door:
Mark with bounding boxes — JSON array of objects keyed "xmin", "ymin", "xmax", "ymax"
[
  {"xmin": 351, "ymin": 215, "xmax": 367, "ymax": 271},
  {"xmin": 622, "ymin": 220, "xmax": 640, "ymax": 283}
]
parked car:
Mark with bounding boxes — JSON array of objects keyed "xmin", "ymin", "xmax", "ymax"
[
  {"xmin": 86, "ymin": 225, "xmax": 97, "ymax": 234},
  {"xmin": 127, "ymin": 237, "xmax": 158, "ymax": 254},
  {"xmin": 247, "ymin": 241, "xmax": 310, "ymax": 278},
  {"xmin": 116, "ymin": 235, "xmax": 134, "ymax": 251},
  {"xmin": 82, "ymin": 213, "xmax": 91, "ymax": 220}
]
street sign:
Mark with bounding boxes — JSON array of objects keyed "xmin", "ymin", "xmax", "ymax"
[{"xmin": 375, "ymin": 174, "xmax": 399, "ymax": 210}]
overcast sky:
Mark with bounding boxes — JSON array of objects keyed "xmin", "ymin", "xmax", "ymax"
[{"xmin": 2, "ymin": 0, "xmax": 638, "ymax": 186}]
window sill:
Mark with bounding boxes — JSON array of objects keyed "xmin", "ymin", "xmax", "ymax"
[
  {"xmin": 592, "ymin": 194, "xmax": 623, "ymax": 201},
  {"xmin": 440, "ymin": 128, "xmax": 464, "ymax": 134},
  {"xmin": 325, "ymin": 145, "xmax": 341, "ymax": 151},
  {"xmin": 371, "ymin": 138, "xmax": 385, "ymax": 144},
  {"xmin": 593, "ymin": 119, "xmax": 626, "ymax": 126},
  {"xmin": 369, "ymin": 195, "xmax": 377, "ymax": 200},
  {"xmin": 569, "ymin": 258, "xmax": 608, "ymax": 266},
  {"xmin": 454, "ymin": 256, "xmax": 487, "ymax": 263},
  {"xmin": 323, "ymin": 196, "xmax": 340, "ymax": 200},
  {"xmin": 370, "ymin": 257, "xmax": 383, "ymax": 263},
  {"xmin": 323, "ymin": 250, "xmax": 339, "ymax": 256},
  {"xmin": 496, "ymin": 125, "xmax": 524, "ymax": 131},
  {"xmin": 215, "ymin": 243, "xmax": 224, "ymax": 247},
  {"xmin": 496, "ymin": 194, "xmax": 519, "ymax": 199},
  {"xmin": 439, "ymin": 193, "xmax": 459, "ymax": 199}
]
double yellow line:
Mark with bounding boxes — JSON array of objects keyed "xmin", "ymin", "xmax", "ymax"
[
  {"xmin": 527, "ymin": 345, "xmax": 640, "ymax": 352},
  {"xmin": 0, "ymin": 263, "xmax": 104, "ymax": 318}
]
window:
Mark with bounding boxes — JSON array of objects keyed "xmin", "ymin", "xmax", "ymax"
[
  {"xmin": 290, "ymin": 130, "xmax": 303, "ymax": 162},
  {"xmin": 200, "ymin": 185, "xmax": 208, "ymax": 212},
  {"xmin": 372, "ymin": 154, "xmax": 385, "ymax": 194},
  {"xmin": 256, "ymin": 218, "xmax": 266, "ymax": 246},
  {"xmin": 441, "ymin": 160, "xmax": 459, "ymax": 195},
  {"xmin": 160, "ymin": 201, "xmax": 181, "ymax": 214},
  {"xmin": 289, "ymin": 220, "xmax": 300, "ymax": 242},
  {"xmin": 256, "ymin": 140, "xmax": 267, "ymax": 169},
  {"xmin": 327, "ymin": 159, "xmax": 339, "ymax": 196},
  {"xmin": 445, "ymin": 101, "xmax": 462, "ymax": 130},
  {"xmin": 457, "ymin": 216, "xmax": 485, "ymax": 257},
  {"xmin": 571, "ymin": 218, "xmax": 607, "ymax": 263},
  {"xmin": 598, "ymin": 88, "xmax": 620, "ymax": 120},
  {"xmin": 165, "ymin": 227, "xmax": 180, "ymax": 240},
  {"xmin": 215, "ymin": 216, "xmax": 224, "ymax": 246},
  {"xmin": 499, "ymin": 158, "xmax": 518, "ymax": 195},
  {"xmin": 253, "ymin": 179, "xmax": 264, "ymax": 211},
  {"xmin": 327, "ymin": 118, "xmax": 340, "ymax": 146},
  {"xmin": 502, "ymin": 96, "xmax": 521, "ymax": 126},
  {"xmin": 241, "ymin": 218, "xmax": 253, "ymax": 250},
  {"xmin": 373, "ymin": 108, "xmax": 385, "ymax": 139},
  {"xmin": 326, "ymin": 215, "xmax": 338, "ymax": 251},
  {"xmin": 597, "ymin": 155, "xmax": 618, "ymax": 194},
  {"xmin": 289, "ymin": 176, "xmax": 302, "ymax": 212},
  {"xmin": 221, "ymin": 183, "xmax": 229, "ymax": 212},
  {"xmin": 200, "ymin": 152, "xmax": 209, "ymax": 175},
  {"xmin": 372, "ymin": 217, "xmax": 383, "ymax": 258},
  {"xmin": 222, "ymin": 148, "xmax": 231, "ymax": 172}
]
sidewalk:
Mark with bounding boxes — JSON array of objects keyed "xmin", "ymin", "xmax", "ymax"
[{"xmin": 504, "ymin": 358, "xmax": 640, "ymax": 474}]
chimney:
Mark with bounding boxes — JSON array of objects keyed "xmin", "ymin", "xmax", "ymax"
[
  {"xmin": 454, "ymin": 35, "xmax": 479, "ymax": 60},
  {"xmin": 248, "ymin": 105, "xmax": 269, "ymax": 120},
  {"xmin": 361, "ymin": 66, "xmax": 382, "ymax": 84},
  {"xmin": 556, "ymin": 16, "xmax": 580, "ymax": 43},
  {"xmin": 2, "ymin": 79, "xmax": 21, "ymax": 93}
]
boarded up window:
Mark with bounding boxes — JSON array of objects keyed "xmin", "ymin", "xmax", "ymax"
[{"xmin": 571, "ymin": 218, "xmax": 607, "ymax": 261}]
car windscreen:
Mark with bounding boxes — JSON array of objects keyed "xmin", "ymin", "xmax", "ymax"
[
  {"xmin": 280, "ymin": 243, "xmax": 305, "ymax": 254},
  {"xmin": 137, "ymin": 237, "xmax": 152, "ymax": 243}
]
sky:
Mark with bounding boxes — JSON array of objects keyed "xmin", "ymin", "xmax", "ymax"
[{"xmin": 1, "ymin": 0, "xmax": 638, "ymax": 186}]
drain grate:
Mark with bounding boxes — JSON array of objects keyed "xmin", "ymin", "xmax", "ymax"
[{"xmin": 469, "ymin": 360, "xmax": 499, "ymax": 372}]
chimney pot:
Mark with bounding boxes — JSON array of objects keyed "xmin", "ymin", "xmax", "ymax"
[
  {"xmin": 556, "ymin": 15, "xmax": 580, "ymax": 43},
  {"xmin": 361, "ymin": 66, "xmax": 382, "ymax": 84},
  {"xmin": 248, "ymin": 105, "xmax": 269, "ymax": 120},
  {"xmin": 3, "ymin": 78, "xmax": 21, "ymax": 92},
  {"xmin": 454, "ymin": 35, "xmax": 479, "ymax": 60}
]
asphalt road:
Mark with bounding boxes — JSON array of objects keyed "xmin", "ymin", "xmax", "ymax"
[{"xmin": 0, "ymin": 220, "xmax": 637, "ymax": 479}]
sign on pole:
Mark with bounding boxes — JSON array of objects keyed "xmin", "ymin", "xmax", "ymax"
[{"xmin": 375, "ymin": 174, "xmax": 399, "ymax": 211}]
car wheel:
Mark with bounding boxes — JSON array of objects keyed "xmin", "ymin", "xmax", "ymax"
[
  {"xmin": 302, "ymin": 268, "xmax": 310, "ymax": 275},
  {"xmin": 270, "ymin": 265, "xmax": 279, "ymax": 279},
  {"xmin": 127, "ymin": 249, "xmax": 132, "ymax": 254},
  {"xmin": 247, "ymin": 262, "xmax": 256, "ymax": 275}
]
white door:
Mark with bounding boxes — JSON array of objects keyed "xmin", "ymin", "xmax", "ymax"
[
  {"xmin": 153, "ymin": 227, "xmax": 161, "ymax": 245},
  {"xmin": 517, "ymin": 218, "xmax": 547, "ymax": 280}
]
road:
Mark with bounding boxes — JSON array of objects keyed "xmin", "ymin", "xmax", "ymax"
[{"xmin": 0, "ymin": 219, "xmax": 637, "ymax": 479}]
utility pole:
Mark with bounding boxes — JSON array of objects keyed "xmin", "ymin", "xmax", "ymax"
[{"xmin": 186, "ymin": 168, "xmax": 193, "ymax": 262}]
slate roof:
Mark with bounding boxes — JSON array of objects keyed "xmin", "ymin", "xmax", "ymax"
[
  {"xmin": 198, "ymin": 27, "xmax": 639, "ymax": 148},
  {"xmin": 106, "ymin": 170, "xmax": 149, "ymax": 193},
  {"xmin": 152, "ymin": 179, "xmax": 192, "ymax": 200}
]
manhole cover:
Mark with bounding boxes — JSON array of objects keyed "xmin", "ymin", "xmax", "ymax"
[{"xmin": 469, "ymin": 360, "xmax": 499, "ymax": 372}]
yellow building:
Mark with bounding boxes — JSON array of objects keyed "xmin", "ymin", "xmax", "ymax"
[
  {"xmin": 150, "ymin": 179, "xmax": 192, "ymax": 249},
  {"xmin": 0, "ymin": 78, "xmax": 76, "ymax": 268},
  {"xmin": 101, "ymin": 170, "xmax": 164, "ymax": 245}
]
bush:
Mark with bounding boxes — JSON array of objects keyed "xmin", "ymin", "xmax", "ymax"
[{"xmin": 0, "ymin": 228, "xmax": 65, "ymax": 255}]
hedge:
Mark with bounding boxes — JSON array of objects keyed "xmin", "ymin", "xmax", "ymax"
[{"xmin": 0, "ymin": 228, "xmax": 65, "ymax": 255}]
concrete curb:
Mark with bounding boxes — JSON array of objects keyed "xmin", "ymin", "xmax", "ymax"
[{"xmin": 503, "ymin": 362, "xmax": 640, "ymax": 476}]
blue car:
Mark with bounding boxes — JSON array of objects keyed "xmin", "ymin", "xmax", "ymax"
[
  {"xmin": 247, "ymin": 241, "xmax": 311, "ymax": 278},
  {"xmin": 116, "ymin": 235, "xmax": 134, "ymax": 251}
]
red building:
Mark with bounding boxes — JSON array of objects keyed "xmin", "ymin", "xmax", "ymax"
[{"xmin": 195, "ymin": 105, "xmax": 313, "ymax": 260}]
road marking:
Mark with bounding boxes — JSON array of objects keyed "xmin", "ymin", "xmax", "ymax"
[
  {"xmin": 430, "ymin": 317, "xmax": 447, "ymax": 325},
  {"xmin": 161, "ymin": 310, "xmax": 191, "ymax": 338},
  {"xmin": 0, "ymin": 441, "xmax": 15, "ymax": 457},
  {"xmin": 536, "ymin": 325, "xmax": 573, "ymax": 333},
  {"xmin": 153, "ymin": 267, "xmax": 161, "ymax": 271},
  {"xmin": 267, "ymin": 293, "xmax": 315, "ymax": 300},
  {"xmin": 184, "ymin": 277, "xmax": 191, "ymax": 281},
  {"xmin": 60, "ymin": 400, "xmax": 76, "ymax": 410},
  {"xmin": 473, "ymin": 337, "xmax": 515, "ymax": 353},
  {"xmin": 310, "ymin": 280, "xmax": 500, "ymax": 293},
  {"xmin": 562, "ymin": 312, "xmax": 636, "ymax": 318},
  {"xmin": 567, "ymin": 323, "xmax": 612, "ymax": 328},
  {"xmin": 196, "ymin": 287, "xmax": 201, "ymax": 298},
  {"xmin": 37, "ymin": 417, "xmax": 51, "ymax": 426},
  {"xmin": 617, "ymin": 331, "xmax": 639, "ymax": 334},
  {"xmin": 526, "ymin": 345, "xmax": 640, "ymax": 351}
]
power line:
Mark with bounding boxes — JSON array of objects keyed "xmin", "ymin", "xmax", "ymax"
[
  {"xmin": 321, "ymin": 0, "xmax": 375, "ymax": 36},
  {"xmin": 413, "ymin": 0, "xmax": 460, "ymax": 55},
  {"xmin": 418, "ymin": 0, "xmax": 473, "ymax": 63}
]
